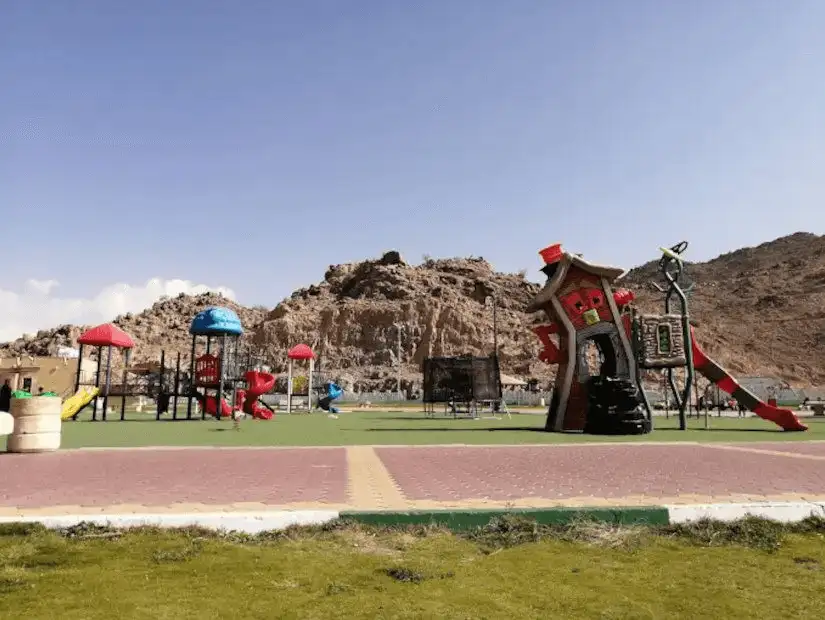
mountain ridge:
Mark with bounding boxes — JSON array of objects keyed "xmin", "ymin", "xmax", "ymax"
[{"xmin": 3, "ymin": 233, "xmax": 824, "ymax": 388}]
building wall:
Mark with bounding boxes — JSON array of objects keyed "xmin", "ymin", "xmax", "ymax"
[
  {"xmin": 0, "ymin": 356, "xmax": 99, "ymax": 395},
  {"xmin": 0, "ymin": 368, "xmax": 38, "ymax": 392}
]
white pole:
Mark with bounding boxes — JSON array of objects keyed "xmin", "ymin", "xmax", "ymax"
[
  {"xmin": 308, "ymin": 358, "xmax": 314, "ymax": 412},
  {"xmin": 396, "ymin": 324, "xmax": 402, "ymax": 396},
  {"xmin": 287, "ymin": 359, "xmax": 293, "ymax": 414}
]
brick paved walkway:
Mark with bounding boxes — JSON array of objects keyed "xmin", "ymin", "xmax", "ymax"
[{"xmin": 2, "ymin": 441, "xmax": 825, "ymax": 516}]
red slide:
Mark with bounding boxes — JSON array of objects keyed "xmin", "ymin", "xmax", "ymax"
[
  {"xmin": 242, "ymin": 370, "xmax": 276, "ymax": 420},
  {"xmin": 204, "ymin": 396, "xmax": 233, "ymax": 417},
  {"xmin": 690, "ymin": 327, "xmax": 807, "ymax": 432}
]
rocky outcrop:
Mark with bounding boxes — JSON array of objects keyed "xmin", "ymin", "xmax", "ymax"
[
  {"xmin": 253, "ymin": 252, "xmax": 550, "ymax": 390},
  {"xmin": 623, "ymin": 232, "xmax": 825, "ymax": 384},
  {"xmin": 0, "ymin": 292, "xmax": 267, "ymax": 362}
]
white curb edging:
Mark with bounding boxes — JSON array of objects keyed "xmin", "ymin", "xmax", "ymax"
[
  {"xmin": 0, "ymin": 510, "xmax": 341, "ymax": 534},
  {"xmin": 667, "ymin": 502, "xmax": 825, "ymax": 524},
  {"xmin": 1, "ymin": 503, "xmax": 824, "ymax": 532}
]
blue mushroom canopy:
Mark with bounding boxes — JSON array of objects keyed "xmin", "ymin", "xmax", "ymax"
[{"xmin": 189, "ymin": 306, "xmax": 244, "ymax": 336}]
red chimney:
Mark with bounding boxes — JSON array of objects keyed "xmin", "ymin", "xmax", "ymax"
[{"xmin": 539, "ymin": 243, "xmax": 563, "ymax": 265}]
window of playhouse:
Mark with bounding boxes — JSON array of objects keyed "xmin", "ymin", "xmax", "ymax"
[{"xmin": 657, "ymin": 324, "xmax": 673, "ymax": 355}]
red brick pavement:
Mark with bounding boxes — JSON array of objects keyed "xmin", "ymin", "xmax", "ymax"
[
  {"xmin": 743, "ymin": 442, "xmax": 825, "ymax": 457},
  {"xmin": 0, "ymin": 448, "xmax": 348, "ymax": 508},
  {"xmin": 2, "ymin": 443, "xmax": 825, "ymax": 511},
  {"xmin": 375, "ymin": 444, "xmax": 825, "ymax": 501}
]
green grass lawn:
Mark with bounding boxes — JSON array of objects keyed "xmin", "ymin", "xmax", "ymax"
[
  {"xmin": 1, "ymin": 410, "xmax": 823, "ymax": 450},
  {"xmin": 1, "ymin": 518, "xmax": 823, "ymax": 619}
]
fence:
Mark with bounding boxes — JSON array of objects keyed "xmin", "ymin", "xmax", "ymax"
[{"xmin": 337, "ymin": 390, "xmax": 555, "ymax": 407}]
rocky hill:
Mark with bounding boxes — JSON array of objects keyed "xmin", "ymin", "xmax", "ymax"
[
  {"xmin": 0, "ymin": 293, "xmax": 268, "ymax": 363},
  {"xmin": 622, "ymin": 232, "xmax": 825, "ymax": 385},
  {"xmin": 2, "ymin": 233, "xmax": 824, "ymax": 389},
  {"xmin": 253, "ymin": 251, "xmax": 548, "ymax": 390}
]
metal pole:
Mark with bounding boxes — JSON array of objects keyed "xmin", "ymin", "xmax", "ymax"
[
  {"xmin": 158, "ymin": 349, "xmax": 166, "ymax": 420},
  {"xmin": 492, "ymin": 296, "xmax": 498, "ymax": 356},
  {"xmin": 102, "ymin": 345, "xmax": 113, "ymax": 421},
  {"xmin": 92, "ymin": 346, "xmax": 103, "ymax": 421},
  {"xmin": 704, "ymin": 393, "xmax": 710, "ymax": 429},
  {"xmin": 173, "ymin": 352, "xmax": 181, "ymax": 420},
  {"xmin": 396, "ymin": 324, "xmax": 402, "ymax": 396},
  {"xmin": 216, "ymin": 333, "xmax": 226, "ymax": 420},
  {"xmin": 287, "ymin": 359, "xmax": 293, "ymax": 414},
  {"xmin": 307, "ymin": 358, "xmax": 315, "ymax": 413},
  {"xmin": 187, "ymin": 335, "xmax": 196, "ymax": 420},
  {"xmin": 74, "ymin": 344, "xmax": 84, "ymax": 392},
  {"xmin": 120, "ymin": 363, "xmax": 127, "ymax": 421},
  {"xmin": 228, "ymin": 337, "xmax": 237, "ymax": 416}
]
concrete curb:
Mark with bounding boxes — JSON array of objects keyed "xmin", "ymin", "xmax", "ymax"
[
  {"xmin": 0, "ymin": 510, "xmax": 342, "ymax": 534},
  {"xmin": 666, "ymin": 501, "xmax": 825, "ymax": 524},
  {"xmin": 1, "ymin": 502, "xmax": 823, "ymax": 533}
]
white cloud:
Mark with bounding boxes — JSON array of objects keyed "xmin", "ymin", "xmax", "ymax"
[
  {"xmin": 0, "ymin": 278, "xmax": 236, "ymax": 343},
  {"xmin": 24, "ymin": 279, "xmax": 60, "ymax": 295}
]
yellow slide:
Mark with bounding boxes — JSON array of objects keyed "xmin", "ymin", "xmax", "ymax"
[{"xmin": 61, "ymin": 387, "xmax": 100, "ymax": 420}]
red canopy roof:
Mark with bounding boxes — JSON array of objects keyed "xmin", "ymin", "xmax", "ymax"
[
  {"xmin": 287, "ymin": 344, "xmax": 315, "ymax": 360},
  {"xmin": 77, "ymin": 323, "xmax": 135, "ymax": 349}
]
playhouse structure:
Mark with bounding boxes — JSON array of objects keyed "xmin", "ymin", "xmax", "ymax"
[
  {"xmin": 285, "ymin": 344, "xmax": 316, "ymax": 413},
  {"xmin": 182, "ymin": 306, "xmax": 275, "ymax": 420},
  {"xmin": 528, "ymin": 244, "xmax": 647, "ymax": 434},
  {"xmin": 186, "ymin": 307, "xmax": 244, "ymax": 419},
  {"xmin": 528, "ymin": 242, "xmax": 807, "ymax": 434},
  {"xmin": 71, "ymin": 323, "xmax": 136, "ymax": 421}
]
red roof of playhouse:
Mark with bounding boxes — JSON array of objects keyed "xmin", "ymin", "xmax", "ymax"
[
  {"xmin": 526, "ymin": 243, "xmax": 627, "ymax": 313},
  {"xmin": 77, "ymin": 323, "xmax": 135, "ymax": 348},
  {"xmin": 287, "ymin": 344, "xmax": 315, "ymax": 360}
]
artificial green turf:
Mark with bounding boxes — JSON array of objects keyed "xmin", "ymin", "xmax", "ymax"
[
  {"xmin": 1, "ymin": 410, "xmax": 823, "ymax": 450},
  {"xmin": 0, "ymin": 522, "xmax": 823, "ymax": 619}
]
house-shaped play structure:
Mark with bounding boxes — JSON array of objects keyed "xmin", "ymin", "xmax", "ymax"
[
  {"xmin": 526, "ymin": 243, "xmax": 643, "ymax": 432},
  {"xmin": 527, "ymin": 241, "xmax": 807, "ymax": 434}
]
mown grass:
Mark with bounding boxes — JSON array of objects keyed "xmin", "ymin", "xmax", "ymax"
[
  {"xmin": 0, "ymin": 516, "xmax": 824, "ymax": 619},
  {"xmin": 2, "ymin": 411, "xmax": 822, "ymax": 450}
]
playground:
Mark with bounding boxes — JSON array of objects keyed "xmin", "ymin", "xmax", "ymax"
[
  {"xmin": 1, "ymin": 242, "xmax": 825, "ymax": 619},
  {"xmin": 1, "ymin": 410, "xmax": 823, "ymax": 450},
  {"xmin": 1, "ymin": 240, "xmax": 823, "ymax": 518},
  {"xmin": 1, "ymin": 240, "xmax": 814, "ymax": 449}
]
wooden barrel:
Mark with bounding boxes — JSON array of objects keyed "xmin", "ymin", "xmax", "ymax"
[{"xmin": 8, "ymin": 396, "xmax": 62, "ymax": 453}]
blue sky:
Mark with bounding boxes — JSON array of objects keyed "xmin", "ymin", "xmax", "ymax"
[{"xmin": 3, "ymin": 0, "xmax": 824, "ymax": 311}]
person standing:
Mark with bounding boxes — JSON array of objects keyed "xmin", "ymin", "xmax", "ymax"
[{"xmin": 0, "ymin": 379, "xmax": 11, "ymax": 412}]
